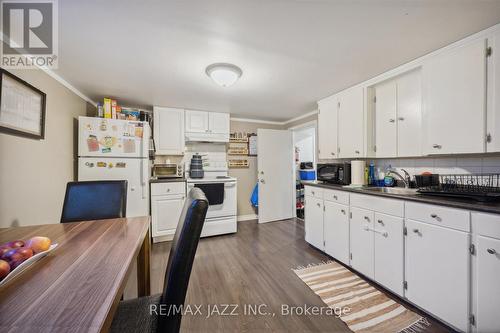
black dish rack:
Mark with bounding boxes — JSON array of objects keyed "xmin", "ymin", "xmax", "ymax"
[{"xmin": 417, "ymin": 173, "xmax": 500, "ymax": 202}]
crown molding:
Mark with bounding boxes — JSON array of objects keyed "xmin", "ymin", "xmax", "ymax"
[
  {"xmin": 283, "ymin": 110, "xmax": 318, "ymax": 125},
  {"xmin": 230, "ymin": 117, "xmax": 284, "ymax": 125},
  {"xmin": 39, "ymin": 67, "xmax": 97, "ymax": 106}
]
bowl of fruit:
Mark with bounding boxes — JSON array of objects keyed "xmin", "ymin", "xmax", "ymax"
[{"xmin": 0, "ymin": 236, "xmax": 57, "ymax": 287}]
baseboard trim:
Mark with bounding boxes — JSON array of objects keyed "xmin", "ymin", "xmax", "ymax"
[{"xmin": 237, "ymin": 214, "xmax": 258, "ymax": 222}]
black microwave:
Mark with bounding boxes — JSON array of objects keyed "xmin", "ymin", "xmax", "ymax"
[{"xmin": 317, "ymin": 163, "xmax": 351, "ymax": 185}]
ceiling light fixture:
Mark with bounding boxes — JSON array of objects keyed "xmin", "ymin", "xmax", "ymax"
[{"xmin": 205, "ymin": 63, "xmax": 242, "ymax": 87}]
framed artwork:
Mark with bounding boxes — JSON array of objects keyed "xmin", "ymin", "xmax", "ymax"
[{"xmin": 0, "ymin": 69, "xmax": 47, "ymax": 139}]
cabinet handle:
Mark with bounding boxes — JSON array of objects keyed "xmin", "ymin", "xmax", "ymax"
[
  {"xmin": 413, "ymin": 229, "xmax": 420, "ymax": 234},
  {"xmin": 432, "ymin": 144, "xmax": 442, "ymax": 149},
  {"xmin": 377, "ymin": 219, "xmax": 384, "ymax": 224},
  {"xmin": 364, "ymin": 216, "xmax": 370, "ymax": 221},
  {"xmin": 333, "ymin": 195, "xmax": 338, "ymax": 200},
  {"xmin": 389, "ymin": 119, "xmax": 395, "ymax": 123},
  {"xmin": 487, "ymin": 248, "xmax": 497, "ymax": 254},
  {"xmin": 398, "ymin": 117, "xmax": 405, "ymax": 121},
  {"xmin": 331, "ymin": 152, "xmax": 335, "ymax": 156},
  {"xmin": 430, "ymin": 214, "xmax": 438, "ymax": 218},
  {"xmin": 311, "ymin": 191, "xmax": 315, "ymax": 195},
  {"xmin": 317, "ymin": 203, "xmax": 321, "ymax": 207},
  {"xmin": 341, "ymin": 209, "xmax": 346, "ymax": 214},
  {"xmin": 355, "ymin": 150, "xmax": 360, "ymax": 154}
]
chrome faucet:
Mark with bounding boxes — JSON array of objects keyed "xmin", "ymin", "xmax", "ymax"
[{"xmin": 387, "ymin": 168, "xmax": 412, "ymax": 188}]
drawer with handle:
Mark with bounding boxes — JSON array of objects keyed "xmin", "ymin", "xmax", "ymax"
[
  {"xmin": 323, "ymin": 189, "xmax": 349, "ymax": 205},
  {"xmin": 405, "ymin": 201, "xmax": 470, "ymax": 232},
  {"xmin": 151, "ymin": 182, "xmax": 186, "ymax": 196},
  {"xmin": 305, "ymin": 186, "xmax": 323, "ymax": 199}
]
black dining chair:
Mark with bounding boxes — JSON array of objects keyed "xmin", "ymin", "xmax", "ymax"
[
  {"xmin": 60, "ymin": 180, "xmax": 128, "ymax": 223},
  {"xmin": 110, "ymin": 187, "xmax": 209, "ymax": 333}
]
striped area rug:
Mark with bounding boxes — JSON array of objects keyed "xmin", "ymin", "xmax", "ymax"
[{"xmin": 293, "ymin": 261, "xmax": 430, "ymax": 333}]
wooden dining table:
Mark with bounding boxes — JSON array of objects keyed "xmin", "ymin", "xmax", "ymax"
[{"xmin": 0, "ymin": 217, "xmax": 151, "ymax": 333}]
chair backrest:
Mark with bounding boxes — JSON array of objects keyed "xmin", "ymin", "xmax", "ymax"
[
  {"xmin": 60, "ymin": 180, "xmax": 128, "ymax": 223},
  {"xmin": 158, "ymin": 187, "xmax": 209, "ymax": 333}
]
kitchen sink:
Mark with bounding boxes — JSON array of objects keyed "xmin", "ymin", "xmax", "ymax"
[{"xmin": 364, "ymin": 187, "xmax": 419, "ymax": 195}]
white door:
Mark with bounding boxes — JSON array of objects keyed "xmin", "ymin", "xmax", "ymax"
[
  {"xmin": 78, "ymin": 157, "xmax": 149, "ymax": 217},
  {"xmin": 257, "ymin": 129, "xmax": 294, "ymax": 223},
  {"xmin": 153, "ymin": 107, "xmax": 184, "ymax": 155},
  {"xmin": 397, "ymin": 69, "xmax": 422, "ymax": 157},
  {"xmin": 338, "ymin": 86, "xmax": 364, "ymax": 158},
  {"xmin": 208, "ymin": 112, "xmax": 230, "ymax": 134},
  {"xmin": 373, "ymin": 212, "xmax": 404, "ymax": 296},
  {"xmin": 476, "ymin": 235, "xmax": 500, "ymax": 333},
  {"xmin": 317, "ymin": 95, "xmax": 338, "ymax": 159},
  {"xmin": 405, "ymin": 219, "xmax": 470, "ymax": 331},
  {"xmin": 423, "ymin": 38, "xmax": 487, "ymax": 155},
  {"xmin": 151, "ymin": 194, "xmax": 185, "ymax": 236},
  {"xmin": 350, "ymin": 207, "xmax": 374, "ymax": 279},
  {"xmin": 185, "ymin": 110, "xmax": 209, "ymax": 133},
  {"xmin": 374, "ymin": 80, "xmax": 397, "ymax": 157},
  {"xmin": 304, "ymin": 196, "xmax": 324, "ymax": 250},
  {"xmin": 324, "ymin": 201, "xmax": 349, "ymax": 264}
]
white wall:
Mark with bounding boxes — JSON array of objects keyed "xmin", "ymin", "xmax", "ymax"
[{"xmin": 0, "ymin": 69, "xmax": 89, "ymax": 228}]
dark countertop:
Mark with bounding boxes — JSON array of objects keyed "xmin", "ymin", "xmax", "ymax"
[
  {"xmin": 302, "ymin": 181, "xmax": 500, "ymax": 215},
  {"xmin": 149, "ymin": 177, "xmax": 185, "ymax": 183}
]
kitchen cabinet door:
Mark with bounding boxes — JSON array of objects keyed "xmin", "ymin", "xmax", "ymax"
[
  {"xmin": 423, "ymin": 38, "xmax": 487, "ymax": 155},
  {"xmin": 374, "ymin": 80, "xmax": 397, "ymax": 157},
  {"xmin": 185, "ymin": 110, "xmax": 209, "ymax": 133},
  {"xmin": 304, "ymin": 196, "xmax": 324, "ymax": 250},
  {"xmin": 324, "ymin": 201, "xmax": 349, "ymax": 264},
  {"xmin": 397, "ymin": 69, "xmax": 422, "ymax": 157},
  {"xmin": 373, "ymin": 213, "xmax": 404, "ymax": 296},
  {"xmin": 151, "ymin": 194, "xmax": 185, "ymax": 237},
  {"xmin": 487, "ymin": 30, "xmax": 500, "ymax": 152},
  {"xmin": 209, "ymin": 112, "xmax": 230, "ymax": 134},
  {"xmin": 476, "ymin": 235, "xmax": 500, "ymax": 333},
  {"xmin": 349, "ymin": 207, "xmax": 374, "ymax": 279},
  {"xmin": 405, "ymin": 219, "xmax": 470, "ymax": 331},
  {"xmin": 153, "ymin": 107, "xmax": 185, "ymax": 155},
  {"xmin": 338, "ymin": 86, "xmax": 364, "ymax": 158},
  {"xmin": 317, "ymin": 95, "xmax": 338, "ymax": 159}
]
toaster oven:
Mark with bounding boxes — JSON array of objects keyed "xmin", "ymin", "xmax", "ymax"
[{"xmin": 152, "ymin": 163, "xmax": 183, "ymax": 178}]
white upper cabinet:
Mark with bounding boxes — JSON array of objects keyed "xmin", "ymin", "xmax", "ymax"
[
  {"xmin": 487, "ymin": 30, "xmax": 500, "ymax": 152},
  {"xmin": 374, "ymin": 80, "xmax": 398, "ymax": 157},
  {"xmin": 185, "ymin": 110, "xmax": 209, "ymax": 133},
  {"xmin": 185, "ymin": 110, "xmax": 230, "ymax": 142},
  {"xmin": 338, "ymin": 86, "xmax": 364, "ymax": 158},
  {"xmin": 153, "ymin": 107, "xmax": 185, "ymax": 155},
  {"xmin": 317, "ymin": 95, "xmax": 338, "ymax": 159},
  {"xmin": 397, "ymin": 69, "xmax": 422, "ymax": 156},
  {"xmin": 209, "ymin": 112, "xmax": 230, "ymax": 134},
  {"xmin": 423, "ymin": 38, "xmax": 487, "ymax": 155}
]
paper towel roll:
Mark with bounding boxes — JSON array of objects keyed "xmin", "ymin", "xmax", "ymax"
[{"xmin": 351, "ymin": 160, "xmax": 366, "ymax": 186}]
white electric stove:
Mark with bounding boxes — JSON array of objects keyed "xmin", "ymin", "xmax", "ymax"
[{"xmin": 185, "ymin": 153, "xmax": 237, "ymax": 237}]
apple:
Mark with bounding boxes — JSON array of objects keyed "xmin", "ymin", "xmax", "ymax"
[
  {"xmin": 16, "ymin": 247, "xmax": 33, "ymax": 260},
  {"xmin": 25, "ymin": 236, "xmax": 51, "ymax": 253},
  {"xmin": 0, "ymin": 259, "xmax": 10, "ymax": 280},
  {"xmin": 0, "ymin": 246, "xmax": 11, "ymax": 257},
  {"xmin": 2, "ymin": 247, "xmax": 32, "ymax": 262},
  {"xmin": 5, "ymin": 240, "xmax": 24, "ymax": 249}
]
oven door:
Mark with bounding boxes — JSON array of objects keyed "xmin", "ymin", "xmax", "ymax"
[{"xmin": 187, "ymin": 181, "xmax": 237, "ymax": 219}]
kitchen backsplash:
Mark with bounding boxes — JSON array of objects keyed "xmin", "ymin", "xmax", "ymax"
[{"xmin": 321, "ymin": 156, "xmax": 500, "ymax": 178}]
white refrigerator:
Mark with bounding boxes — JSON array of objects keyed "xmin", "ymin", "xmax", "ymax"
[{"xmin": 78, "ymin": 116, "xmax": 151, "ymax": 217}]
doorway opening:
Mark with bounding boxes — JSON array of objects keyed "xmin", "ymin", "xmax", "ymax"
[{"xmin": 292, "ymin": 121, "xmax": 317, "ymax": 219}]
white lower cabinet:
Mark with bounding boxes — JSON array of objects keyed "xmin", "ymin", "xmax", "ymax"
[
  {"xmin": 324, "ymin": 201, "xmax": 349, "ymax": 265},
  {"xmin": 304, "ymin": 195, "xmax": 324, "ymax": 250},
  {"xmin": 151, "ymin": 182, "xmax": 186, "ymax": 242},
  {"xmin": 405, "ymin": 219, "xmax": 470, "ymax": 332},
  {"xmin": 349, "ymin": 207, "xmax": 374, "ymax": 279},
  {"xmin": 476, "ymin": 235, "xmax": 500, "ymax": 333},
  {"xmin": 373, "ymin": 212, "xmax": 404, "ymax": 296}
]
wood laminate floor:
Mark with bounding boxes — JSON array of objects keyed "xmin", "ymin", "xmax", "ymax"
[{"xmin": 151, "ymin": 219, "xmax": 455, "ymax": 332}]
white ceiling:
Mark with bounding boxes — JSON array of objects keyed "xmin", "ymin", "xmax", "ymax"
[{"xmin": 56, "ymin": 0, "xmax": 500, "ymax": 122}]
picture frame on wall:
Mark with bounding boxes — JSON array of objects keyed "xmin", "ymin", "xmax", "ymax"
[{"xmin": 0, "ymin": 69, "xmax": 47, "ymax": 140}]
